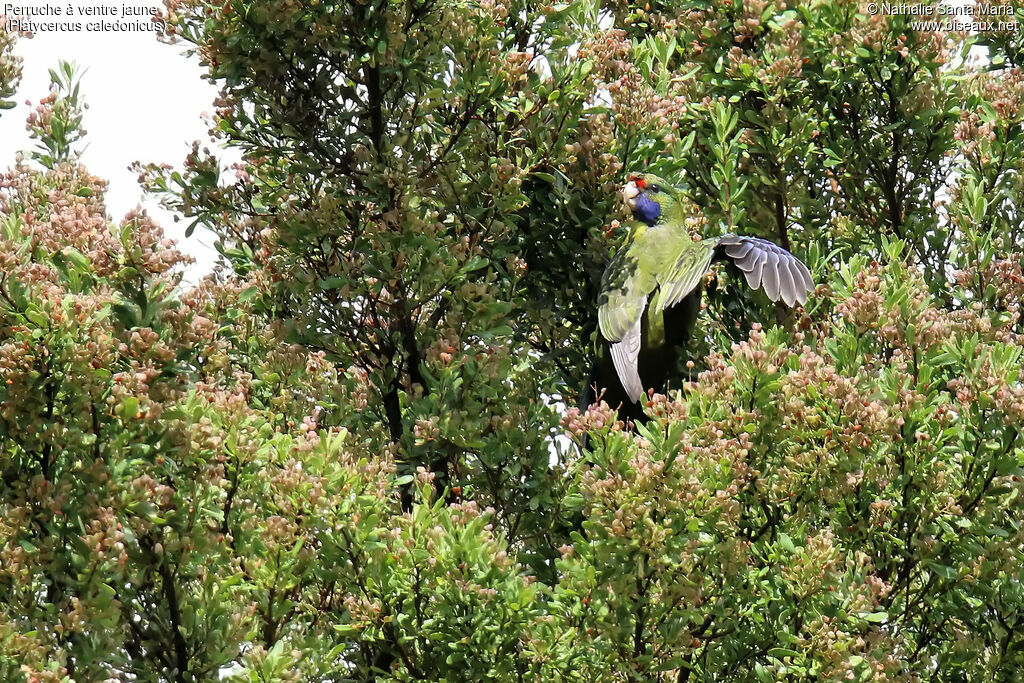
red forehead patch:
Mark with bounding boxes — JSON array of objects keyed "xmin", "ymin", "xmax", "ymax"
[{"xmin": 631, "ymin": 176, "xmax": 647, "ymax": 190}]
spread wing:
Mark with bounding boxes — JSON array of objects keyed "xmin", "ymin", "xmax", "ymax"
[
  {"xmin": 654, "ymin": 234, "xmax": 813, "ymax": 312},
  {"xmin": 598, "ymin": 247, "xmax": 653, "ymax": 403},
  {"xmin": 715, "ymin": 235, "xmax": 814, "ymax": 307}
]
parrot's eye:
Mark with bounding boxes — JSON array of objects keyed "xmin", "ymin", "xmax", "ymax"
[{"xmin": 648, "ymin": 184, "xmax": 661, "ymax": 193}]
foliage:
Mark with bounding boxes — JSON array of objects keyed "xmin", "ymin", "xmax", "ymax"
[
  {"xmin": 561, "ymin": 238, "xmax": 1024, "ymax": 679},
  {"xmin": 26, "ymin": 61, "xmax": 88, "ymax": 170},
  {"xmin": 1, "ymin": 0, "xmax": 1024, "ymax": 680},
  {"xmin": 0, "ymin": 18, "xmax": 20, "ymax": 112}
]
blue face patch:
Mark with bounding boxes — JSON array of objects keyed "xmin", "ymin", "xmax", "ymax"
[{"xmin": 634, "ymin": 192, "xmax": 661, "ymax": 226}]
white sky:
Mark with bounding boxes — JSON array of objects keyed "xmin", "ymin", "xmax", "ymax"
[{"xmin": 0, "ymin": 6, "xmax": 224, "ymax": 281}]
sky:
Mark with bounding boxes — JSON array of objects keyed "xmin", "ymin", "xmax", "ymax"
[{"xmin": 0, "ymin": 6, "xmax": 225, "ymax": 281}]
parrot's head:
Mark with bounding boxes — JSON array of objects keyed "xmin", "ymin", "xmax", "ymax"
[{"xmin": 621, "ymin": 174, "xmax": 678, "ymax": 227}]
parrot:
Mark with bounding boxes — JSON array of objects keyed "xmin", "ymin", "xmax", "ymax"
[{"xmin": 590, "ymin": 173, "xmax": 814, "ymax": 418}]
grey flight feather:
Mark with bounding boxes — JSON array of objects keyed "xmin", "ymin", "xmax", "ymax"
[
  {"xmin": 724, "ymin": 241, "xmax": 753, "ymax": 260},
  {"xmin": 762, "ymin": 251, "xmax": 780, "ymax": 301},
  {"xmin": 745, "ymin": 249, "xmax": 766, "ymax": 289},
  {"xmin": 716, "ymin": 235, "xmax": 813, "ymax": 306}
]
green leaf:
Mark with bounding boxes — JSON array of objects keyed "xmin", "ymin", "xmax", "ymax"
[
  {"xmin": 860, "ymin": 612, "xmax": 888, "ymax": 623},
  {"xmin": 120, "ymin": 396, "xmax": 139, "ymax": 419},
  {"xmin": 778, "ymin": 533, "xmax": 796, "ymax": 553}
]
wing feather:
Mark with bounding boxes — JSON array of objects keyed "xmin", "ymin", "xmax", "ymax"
[
  {"xmin": 609, "ymin": 308, "xmax": 645, "ymax": 403},
  {"xmin": 598, "ymin": 246, "xmax": 651, "ymax": 403},
  {"xmin": 761, "ymin": 251, "xmax": 780, "ymax": 302},
  {"xmin": 713, "ymin": 235, "xmax": 814, "ymax": 306},
  {"xmin": 778, "ymin": 258, "xmax": 798, "ymax": 307},
  {"xmin": 793, "ymin": 258, "xmax": 814, "ymax": 303},
  {"xmin": 724, "ymin": 241, "xmax": 753, "ymax": 260},
  {"xmin": 743, "ymin": 248, "xmax": 767, "ymax": 289},
  {"xmin": 654, "ymin": 241, "xmax": 715, "ymax": 313},
  {"xmin": 598, "ymin": 248, "xmax": 647, "ymax": 342}
]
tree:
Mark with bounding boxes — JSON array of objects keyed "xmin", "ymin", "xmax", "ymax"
[{"xmin": 2, "ymin": 0, "xmax": 1024, "ymax": 679}]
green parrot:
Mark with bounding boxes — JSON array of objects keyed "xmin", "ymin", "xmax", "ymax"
[{"xmin": 591, "ymin": 173, "xmax": 813, "ymax": 415}]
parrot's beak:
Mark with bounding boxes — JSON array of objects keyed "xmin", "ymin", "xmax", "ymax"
[{"xmin": 621, "ymin": 181, "xmax": 640, "ymax": 211}]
